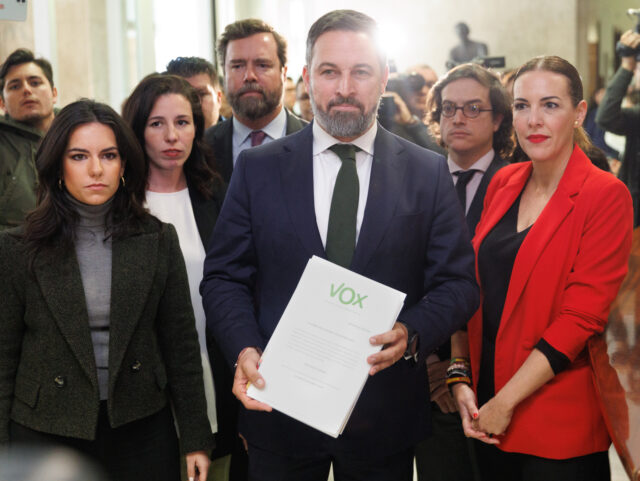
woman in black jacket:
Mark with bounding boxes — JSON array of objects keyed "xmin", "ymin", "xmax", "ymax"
[
  {"xmin": 122, "ymin": 74, "xmax": 236, "ymax": 478},
  {"xmin": 0, "ymin": 99, "xmax": 213, "ymax": 481}
]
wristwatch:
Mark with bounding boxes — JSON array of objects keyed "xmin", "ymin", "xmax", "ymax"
[{"xmin": 400, "ymin": 322, "xmax": 419, "ymax": 362}]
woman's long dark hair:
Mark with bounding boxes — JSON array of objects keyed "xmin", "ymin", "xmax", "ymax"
[
  {"xmin": 122, "ymin": 73, "xmax": 223, "ymax": 199},
  {"xmin": 22, "ymin": 99, "xmax": 151, "ymax": 261}
]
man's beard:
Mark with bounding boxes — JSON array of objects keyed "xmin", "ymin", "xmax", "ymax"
[
  {"xmin": 227, "ymin": 81, "xmax": 282, "ymax": 120},
  {"xmin": 310, "ymin": 93, "xmax": 379, "ymax": 139}
]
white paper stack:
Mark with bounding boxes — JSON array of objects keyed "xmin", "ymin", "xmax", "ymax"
[{"xmin": 247, "ymin": 255, "xmax": 406, "ymax": 437}]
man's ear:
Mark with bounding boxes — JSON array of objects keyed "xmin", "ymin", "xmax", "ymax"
[
  {"xmin": 52, "ymin": 86, "xmax": 58, "ymax": 105},
  {"xmin": 492, "ymin": 113, "xmax": 504, "ymax": 132},
  {"xmin": 302, "ymin": 65, "xmax": 310, "ymax": 92}
]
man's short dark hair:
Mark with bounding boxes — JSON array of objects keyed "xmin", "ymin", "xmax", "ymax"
[
  {"xmin": 427, "ymin": 63, "xmax": 514, "ymax": 159},
  {"xmin": 305, "ymin": 10, "xmax": 386, "ymax": 71},
  {"xmin": 217, "ymin": 19, "xmax": 287, "ymax": 71},
  {"xmin": 165, "ymin": 56, "xmax": 220, "ymax": 88},
  {"xmin": 0, "ymin": 48, "xmax": 54, "ymax": 97}
]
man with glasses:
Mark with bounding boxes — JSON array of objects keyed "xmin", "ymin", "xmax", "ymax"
[
  {"xmin": 415, "ymin": 63, "xmax": 512, "ymax": 481},
  {"xmin": 166, "ymin": 56, "xmax": 223, "ymax": 130}
]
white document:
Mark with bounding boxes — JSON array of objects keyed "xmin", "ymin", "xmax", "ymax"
[{"xmin": 247, "ymin": 255, "xmax": 406, "ymax": 438}]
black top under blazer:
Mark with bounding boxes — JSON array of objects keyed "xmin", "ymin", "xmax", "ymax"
[{"xmin": 0, "ymin": 218, "xmax": 214, "ymax": 454}]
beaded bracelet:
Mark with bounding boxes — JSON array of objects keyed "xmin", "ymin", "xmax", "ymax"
[{"xmin": 446, "ymin": 357, "xmax": 472, "ymax": 394}]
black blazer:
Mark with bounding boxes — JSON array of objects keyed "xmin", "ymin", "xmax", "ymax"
[
  {"xmin": 187, "ymin": 180, "xmax": 225, "ymax": 247},
  {"xmin": 204, "ymin": 109, "xmax": 307, "ymax": 183},
  {"xmin": 0, "ymin": 219, "xmax": 214, "ymax": 454},
  {"xmin": 184, "ymin": 179, "xmax": 238, "ymax": 458},
  {"xmin": 202, "ymin": 123, "xmax": 479, "ymax": 457}
]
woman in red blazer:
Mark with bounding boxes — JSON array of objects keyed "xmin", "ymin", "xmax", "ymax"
[{"xmin": 451, "ymin": 56, "xmax": 633, "ymax": 480}]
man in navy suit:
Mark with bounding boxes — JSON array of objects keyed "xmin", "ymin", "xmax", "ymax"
[
  {"xmin": 202, "ymin": 9, "xmax": 479, "ymax": 481},
  {"xmin": 415, "ymin": 63, "xmax": 511, "ymax": 481}
]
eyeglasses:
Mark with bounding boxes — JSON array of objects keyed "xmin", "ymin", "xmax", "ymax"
[{"xmin": 441, "ymin": 101, "xmax": 493, "ymax": 119}]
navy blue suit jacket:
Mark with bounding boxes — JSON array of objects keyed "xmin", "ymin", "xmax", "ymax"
[{"xmin": 201, "ymin": 123, "xmax": 479, "ymax": 457}]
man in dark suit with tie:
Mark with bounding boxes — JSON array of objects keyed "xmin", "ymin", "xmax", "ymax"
[
  {"xmin": 204, "ymin": 19, "xmax": 307, "ymax": 183},
  {"xmin": 201, "ymin": 10, "xmax": 479, "ymax": 481},
  {"xmin": 414, "ymin": 63, "xmax": 512, "ymax": 481}
]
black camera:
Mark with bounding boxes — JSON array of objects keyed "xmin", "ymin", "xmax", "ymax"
[
  {"xmin": 615, "ymin": 9, "xmax": 640, "ymax": 59},
  {"xmin": 378, "ymin": 73, "xmax": 427, "ymax": 130}
]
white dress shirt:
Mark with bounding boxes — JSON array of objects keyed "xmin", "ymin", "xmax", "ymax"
[
  {"xmin": 232, "ymin": 107, "xmax": 287, "ymax": 167},
  {"xmin": 312, "ymin": 121, "xmax": 376, "ymax": 248},
  {"xmin": 448, "ymin": 148, "xmax": 495, "ymax": 214}
]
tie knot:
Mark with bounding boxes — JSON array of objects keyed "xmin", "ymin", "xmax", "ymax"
[
  {"xmin": 250, "ymin": 130, "xmax": 267, "ymax": 147},
  {"xmin": 329, "ymin": 144, "xmax": 360, "ymax": 163},
  {"xmin": 454, "ymin": 169, "xmax": 478, "ymax": 187}
]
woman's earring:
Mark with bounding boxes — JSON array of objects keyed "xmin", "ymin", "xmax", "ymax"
[
  {"xmin": 121, "ymin": 176, "xmax": 126, "ymax": 188},
  {"xmin": 58, "ymin": 178, "xmax": 63, "ymax": 190}
]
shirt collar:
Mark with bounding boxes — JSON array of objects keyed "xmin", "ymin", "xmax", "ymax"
[
  {"xmin": 232, "ymin": 107, "xmax": 287, "ymax": 144},
  {"xmin": 448, "ymin": 148, "xmax": 495, "ymax": 174},
  {"xmin": 312, "ymin": 120, "xmax": 377, "ymax": 156}
]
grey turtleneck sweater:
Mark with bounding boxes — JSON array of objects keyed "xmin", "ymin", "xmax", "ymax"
[{"xmin": 68, "ymin": 194, "xmax": 113, "ymax": 400}]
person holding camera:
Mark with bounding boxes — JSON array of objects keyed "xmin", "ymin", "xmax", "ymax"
[
  {"xmin": 596, "ymin": 29, "xmax": 640, "ymax": 225},
  {"xmin": 380, "ymin": 73, "xmax": 446, "ymax": 155}
]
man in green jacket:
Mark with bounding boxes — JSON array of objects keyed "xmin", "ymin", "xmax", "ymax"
[{"xmin": 0, "ymin": 49, "xmax": 58, "ymax": 230}]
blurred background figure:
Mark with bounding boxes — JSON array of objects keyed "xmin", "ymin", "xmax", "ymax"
[
  {"xmin": 294, "ymin": 76, "xmax": 313, "ymax": 122},
  {"xmin": 380, "ymin": 72, "xmax": 445, "ymax": 155},
  {"xmin": 407, "ymin": 64, "xmax": 439, "ymax": 93},
  {"xmin": 166, "ymin": 56, "xmax": 223, "ymax": 129},
  {"xmin": 597, "ymin": 29, "xmax": 640, "ymax": 225},
  {"xmin": 0, "ymin": 445, "xmax": 110, "ymax": 481},
  {"xmin": 283, "ymin": 76, "xmax": 297, "ymax": 111},
  {"xmin": 584, "ymin": 87, "xmax": 620, "ymax": 174},
  {"xmin": 448, "ymin": 22, "xmax": 488, "ymax": 66},
  {"xmin": 0, "ymin": 48, "xmax": 58, "ymax": 230}
]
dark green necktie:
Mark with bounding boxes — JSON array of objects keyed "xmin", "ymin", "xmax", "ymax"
[{"xmin": 326, "ymin": 144, "xmax": 360, "ymax": 268}]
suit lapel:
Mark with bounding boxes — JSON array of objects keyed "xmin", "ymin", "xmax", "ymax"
[
  {"xmin": 34, "ymin": 248, "xmax": 97, "ymax": 383},
  {"xmin": 214, "ymin": 120, "xmax": 234, "ymax": 182},
  {"xmin": 188, "ymin": 181, "xmax": 217, "ymax": 247},
  {"xmin": 279, "ymin": 125, "xmax": 325, "ymax": 258},
  {"xmin": 108, "ymin": 228, "xmax": 158, "ymax": 383},
  {"xmin": 351, "ymin": 128, "xmax": 406, "ymax": 273},
  {"xmin": 467, "ymin": 155, "xmax": 506, "ymax": 236},
  {"xmin": 499, "ymin": 148, "xmax": 590, "ymax": 326}
]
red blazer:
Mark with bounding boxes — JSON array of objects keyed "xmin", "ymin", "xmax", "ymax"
[{"xmin": 468, "ymin": 146, "xmax": 633, "ymax": 459}]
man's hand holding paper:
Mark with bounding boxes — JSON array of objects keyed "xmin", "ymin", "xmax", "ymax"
[
  {"xmin": 233, "ymin": 347, "xmax": 271, "ymax": 412},
  {"xmin": 367, "ymin": 322, "xmax": 409, "ymax": 375}
]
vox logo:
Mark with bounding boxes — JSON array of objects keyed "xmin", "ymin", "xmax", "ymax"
[{"xmin": 330, "ymin": 283, "xmax": 367, "ymax": 308}]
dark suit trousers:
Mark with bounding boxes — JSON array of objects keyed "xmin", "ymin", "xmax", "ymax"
[
  {"xmin": 10, "ymin": 403, "xmax": 180, "ymax": 481},
  {"xmin": 414, "ymin": 404, "xmax": 479, "ymax": 481},
  {"xmin": 248, "ymin": 443, "xmax": 413, "ymax": 481},
  {"xmin": 473, "ymin": 441, "xmax": 610, "ymax": 481}
]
